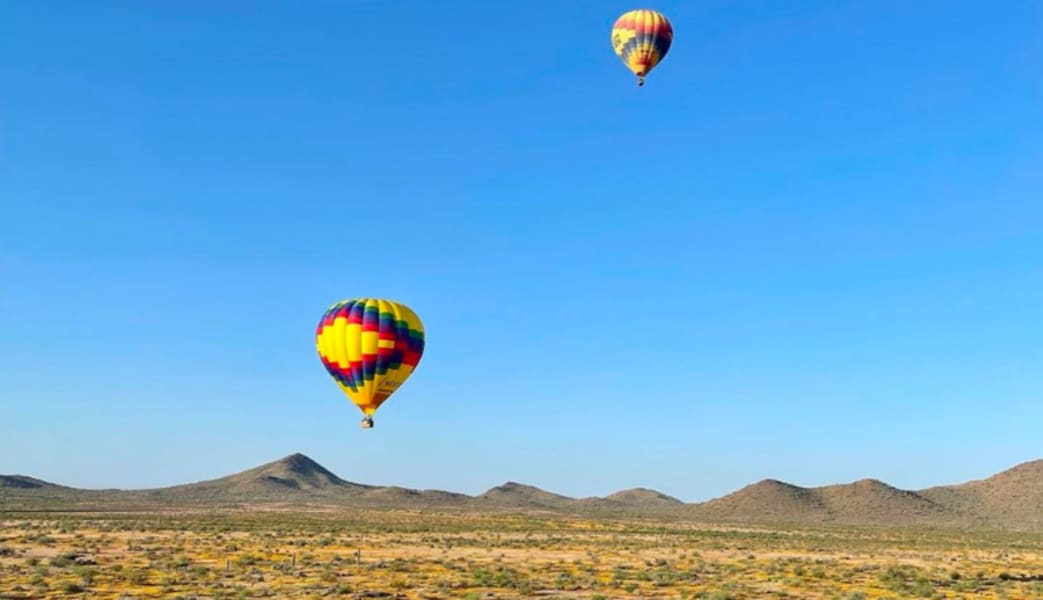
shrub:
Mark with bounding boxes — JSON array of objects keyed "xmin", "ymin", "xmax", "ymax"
[
  {"xmin": 60, "ymin": 581, "xmax": 86, "ymax": 593},
  {"xmin": 913, "ymin": 576, "xmax": 934, "ymax": 597}
]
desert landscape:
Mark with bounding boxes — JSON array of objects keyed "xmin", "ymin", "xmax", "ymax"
[
  {"xmin": 3, "ymin": 454, "xmax": 1043, "ymax": 599},
  {"xmin": 6, "ymin": 2, "xmax": 1041, "ymax": 599}
]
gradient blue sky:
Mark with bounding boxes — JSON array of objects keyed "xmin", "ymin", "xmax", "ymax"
[{"xmin": 3, "ymin": 1, "xmax": 1042, "ymax": 502}]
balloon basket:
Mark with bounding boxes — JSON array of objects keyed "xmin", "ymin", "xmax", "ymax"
[{"xmin": 360, "ymin": 417, "xmax": 374, "ymax": 429}]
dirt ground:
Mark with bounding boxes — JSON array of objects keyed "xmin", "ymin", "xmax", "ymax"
[{"xmin": 1, "ymin": 510, "xmax": 1041, "ymax": 599}]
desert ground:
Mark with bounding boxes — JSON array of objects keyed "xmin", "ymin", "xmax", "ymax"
[{"xmin": 2, "ymin": 509, "xmax": 1042, "ymax": 600}]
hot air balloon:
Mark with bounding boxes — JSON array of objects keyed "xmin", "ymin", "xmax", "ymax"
[
  {"xmin": 315, "ymin": 298, "xmax": 425, "ymax": 429},
  {"xmin": 611, "ymin": 9, "xmax": 673, "ymax": 86}
]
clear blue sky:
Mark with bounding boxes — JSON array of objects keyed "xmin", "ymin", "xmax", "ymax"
[{"xmin": 3, "ymin": 1, "xmax": 1041, "ymax": 502}]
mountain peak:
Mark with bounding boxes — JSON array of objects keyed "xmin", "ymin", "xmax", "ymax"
[
  {"xmin": 244, "ymin": 453, "xmax": 356, "ymax": 490},
  {"xmin": 486, "ymin": 481, "xmax": 547, "ymax": 493},
  {"xmin": 268, "ymin": 453, "xmax": 326, "ymax": 474},
  {"xmin": 749, "ymin": 478, "xmax": 807, "ymax": 491},
  {"xmin": 850, "ymin": 478, "xmax": 890, "ymax": 487}
]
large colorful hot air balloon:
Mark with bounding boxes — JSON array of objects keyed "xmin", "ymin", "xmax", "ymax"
[
  {"xmin": 611, "ymin": 9, "xmax": 673, "ymax": 86},
  {"xmin": 315, "ymin": 298, "xmax": 425, "ymax": 429}
]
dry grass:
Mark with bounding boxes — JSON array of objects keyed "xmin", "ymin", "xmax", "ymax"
[{"xmin": 1, "ymin": 510, "xmax": 1042, "ymax": 599}]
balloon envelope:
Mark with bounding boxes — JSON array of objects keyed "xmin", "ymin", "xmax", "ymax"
[
  {"xmin": 315, "ymin": 298, "xmax": 425, "ymax": 418},
  {"xmin": 611, "ymin": 9, "xmax": 673, "ymax": 85}
]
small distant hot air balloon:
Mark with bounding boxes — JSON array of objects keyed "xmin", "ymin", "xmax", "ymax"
[
  {"xmin": 315, "ymin": 298, "xmax": 425, "ymax": 429},
  {"xmin": 611, "ymin": 9, "xmax": 673, "ymax": 86}
]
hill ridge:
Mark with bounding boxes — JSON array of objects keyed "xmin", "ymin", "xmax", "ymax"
[
  {"xmin": 4, "ymin": 453, "xmax": 1042, "ymax": 531},
  {"xmin": 0, "ymin": 475, "xmax": 60, "ymax": 489}
]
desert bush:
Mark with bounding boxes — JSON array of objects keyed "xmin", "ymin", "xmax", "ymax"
[
  {"xmin": 60, "ymin": 581, "xmax": 85, "ymax": 593},
  {"xmin": 912, "ymin": 576, "xmax": 934, "ymax": 597},
  {"xmin": 73, "ymin": 565, "xmax": 97, "ymax": 585},
  {"xmin": 553, "ymin": 570, "xmax": 576, "ymax": 589}
]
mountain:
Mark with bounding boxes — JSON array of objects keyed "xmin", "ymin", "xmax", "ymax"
[
  {"xmin": 478, "ymin": 482, "xmax": 574, "ymax": 510},
  {"xmin": 1, "ymin": 475, "xmax": 61, "ymax": 490},
  {"xmin": 690, "ymin": 479, "xmax": 828, "ymax": 523},
  {"xmin": 689, "ymin": 477, "xmax": 945, "ymax": 526},
  {"xmin": 920, "ymin": 459, "xmax": 1043, "ymax": 528},
  {"xmin": 605, "ymin": 487, "xmax": 683, "ymax": 507},
  {"xmin": 4, "ymin": 453, "xmax": 1043, "ymax": 531},
  {"xmin": 571, "ymin": 487, "xmax": 685, "ymax": 516},
  {"xmin": 0, "ymin": 474, "xmax": 107, "ymax": 508},
  {"xmin": 149, "ymin": 453, "xmax": 373, "ymax": 500},
  {"xmin": 817, "ymin": 479, "xmax": 944, "ymax": 523}
]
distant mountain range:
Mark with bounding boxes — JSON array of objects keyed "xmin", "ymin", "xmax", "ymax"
[{"xmin": 3, "ymin": 453, "xmax": 1042, "ymax": 531}]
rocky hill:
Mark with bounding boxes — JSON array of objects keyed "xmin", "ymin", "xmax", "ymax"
[
  {"xmin": 4, "ymin": 453, "xmax": 1042, "ymax": 531},
  {"xmin": 689, "ymin": 478, "xmax": 946, "ymax": 526}
]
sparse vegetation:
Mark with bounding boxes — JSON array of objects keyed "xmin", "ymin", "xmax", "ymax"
[
  {"xmin": 0, "ymin": 511, "xmax": 1040, "ymax": 599},
  {"xmin": 3, "ymin": 454, "xmax": 1043, "ymax": 598}
]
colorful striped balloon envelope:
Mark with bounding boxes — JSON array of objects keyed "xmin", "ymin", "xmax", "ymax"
[
  {"xmin": 611, "ymin": 9, "xmax": 674, "ymax": 86},
  {"xmin": 315, "ymin": 298, "xmax": 425, "ymax": 428}
]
